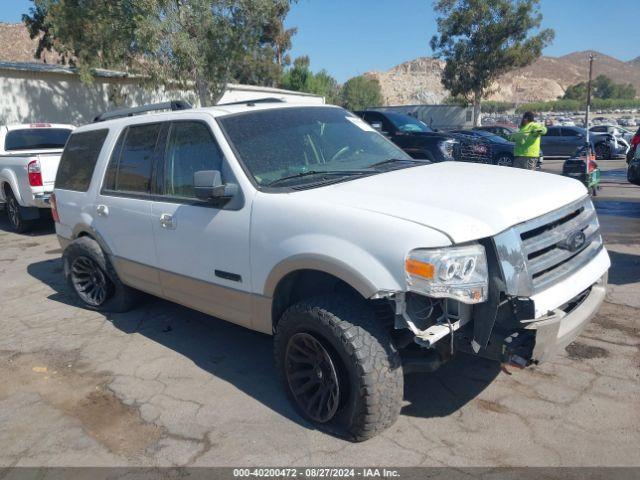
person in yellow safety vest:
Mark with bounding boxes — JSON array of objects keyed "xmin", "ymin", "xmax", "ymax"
[{"xmin": 510, "ymin": 111, "xmax": 547, "ymax": 170}]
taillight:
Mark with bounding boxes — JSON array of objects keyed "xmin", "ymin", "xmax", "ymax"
[
  {"xmin": 50, "ymin": 192, "xmax": 60, "ymax": 223},
  {"xmin": 27, "ymin": 159, "xmax": 43, "ymax": 187},
  {"xmin": 632, "ymin": 135, "xmax": 640, "ymax": 148}
]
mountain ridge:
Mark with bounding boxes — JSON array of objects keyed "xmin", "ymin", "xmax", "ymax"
[{"xmin": 365, "ymin": 51, "xmax": 640, "ymax": 105}]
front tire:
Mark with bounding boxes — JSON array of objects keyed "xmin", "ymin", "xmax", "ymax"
[
  {"xmin": 63, "ymin": 236, "xmax": 138, "ymax": 312},
  {"xmin": 495, "ymin": 154, "xmax": 513, "ymax": 167},
  {"xmin": 274, "ymin": 294, "xmax": 403, "ymax": 441}
]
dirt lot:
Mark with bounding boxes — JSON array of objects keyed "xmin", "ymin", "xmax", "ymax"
[{"xmin": 0, "ymin": 159, "xmax": 638, "ymax": 467}]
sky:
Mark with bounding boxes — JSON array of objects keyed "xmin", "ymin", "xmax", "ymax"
[{"xmin": 2, "ymin": 0, "xmax": 639, "ymax": 83}]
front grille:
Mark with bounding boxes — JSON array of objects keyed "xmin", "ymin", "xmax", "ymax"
[
  {"xmin": 516, "ymin": 197, "xmax": 602, "ymax": 293},
  {"xmin": 453, "ymin": 138, "xmax": 492, "ymax": 164}
]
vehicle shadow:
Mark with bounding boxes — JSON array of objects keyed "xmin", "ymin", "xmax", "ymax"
[
  {"xmin": 0, "ymin": 209, "xmax": 56, "ymax": 236},
  {"xmin": 26, "ymin": 256, "xmax": 501, "ymax": 432},
  {"xmin": 607, "ymin": 250, "xmax": 640, "ymax": 286}
]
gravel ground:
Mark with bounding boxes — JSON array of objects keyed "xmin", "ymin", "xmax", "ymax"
[{"xmin": 0, "ymin": 159, "xmax": 638, "ymax": 467}]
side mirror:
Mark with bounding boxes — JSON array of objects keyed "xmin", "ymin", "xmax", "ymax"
[{"xmin": 194, "ymin": 170, "xmax": 238, "ymax": 203}]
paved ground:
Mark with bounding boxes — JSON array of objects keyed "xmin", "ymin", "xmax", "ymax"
[{"xmin": 0, "ymin": 159, "xmax": 638, "ymax": 467}]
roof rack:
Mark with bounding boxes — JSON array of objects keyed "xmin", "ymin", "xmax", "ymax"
[
  {"xmin": 216, "ymin": 97, "xmax": 285, "ymax": 107},
  {"xmin": 93, "ymin": 100, "xmax": 193, "ymax": 122}
]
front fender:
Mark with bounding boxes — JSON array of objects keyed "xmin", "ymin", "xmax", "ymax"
[{"xmin": 259, "ymin": 233, "xmax": 408, "ymax": 299}]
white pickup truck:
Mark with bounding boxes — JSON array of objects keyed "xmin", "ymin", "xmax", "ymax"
[{"xmin": 0, "ymin": 123, "xmax": 74, "ymax": 232}]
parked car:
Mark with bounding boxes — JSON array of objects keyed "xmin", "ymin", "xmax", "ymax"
[
  {"xmin": 627, "ymin": 143, "xmax": 640, "ymax": 186},
  {"xmin": 53, "ymin": 101, "xmax": 610, "ymax": 440},
  {"xmin": 354, "ymin": 110, "xmax": 492, "ymax": 164},
  {"xmin": 589, "ymin": 124, "xmax": 634, "ymax": 143},
  {"xmin": 449, "ymin": 129, "xmax": 516, "ymax": 167},
  {"xmin": 626, "ymin": 126, "xmax": 640, "ymax": 162},
  {"xmin": 474, "ymin": 124, "xmax": 517, "ymax": 140},
  {"xmin": 541, "ymin": 126, "xmax": 625, "ymax": 160},
  {"xmin": 0, "ymin": 123, "xmax": 75, "ymax": 232}
]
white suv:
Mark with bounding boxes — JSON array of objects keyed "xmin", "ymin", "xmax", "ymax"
[{"xmin": 53, "ymin": 100, "xmax": 610, "ymax": 440}]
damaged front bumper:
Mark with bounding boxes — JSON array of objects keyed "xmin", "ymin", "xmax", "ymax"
[{"xmin": 524, "ymin": 273, "xmax": 607, "ymax": 363}]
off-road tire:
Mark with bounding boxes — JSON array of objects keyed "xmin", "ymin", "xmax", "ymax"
[
  {"xmin": 274, "ymin": 294, "xmax": 403, "ymax": 441},
  {"xmin": 63, "ymin": 236, "xmax": 138, "ymax": 312},
  {"xmin": 5, "ymin": 189, "xmax": 32, "ymax": 233}
]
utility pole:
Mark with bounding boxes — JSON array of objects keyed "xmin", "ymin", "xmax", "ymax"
[{"xmin": 584, "ymin": 53, "xmax": 595, "ymax": 149}]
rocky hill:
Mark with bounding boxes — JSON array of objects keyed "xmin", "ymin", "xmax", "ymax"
[{"xmin": 366, "ymin": 51, "xmax": 640, "ymax": 105}]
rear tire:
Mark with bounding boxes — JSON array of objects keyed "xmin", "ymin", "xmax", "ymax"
[
  {"xmin": 5, "ymin": 189, "xmax": 32, "ymax": 233},
  {"xmin": 274, "ymin": 294, "xmax": 403, "ymax": 441},
  {"xmin": 63, "ymin": 236, "xmax": 138, "ymax": 312}
]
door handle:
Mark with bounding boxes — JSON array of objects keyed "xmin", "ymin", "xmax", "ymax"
[
  {"xmin": 96, "ymin": 204, "xmax": 109, "ymax": 217},
  {"xmin": 159, "ymin": 213, "xmax": 176, "ymax": 229}
]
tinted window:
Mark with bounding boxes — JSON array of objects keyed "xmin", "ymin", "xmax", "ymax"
[
  {"xmin": 383, "ymin": 112, "xmax": 433, "ymax": 133},
  {"xmin": 545, "ymin": 127, "xmax": 561, "ymax": 136},
  {"xmin": 5, "ymin": 128, "xmax": 72, "ymax": 151},
  {"xmin": 55, "ymin": 129, "xmax": 108, "ymax": 191},
  {"xmin": 109, "ymin": 123, "xmax": 161, "ymax": 194},
  {"xmin": 591, "ymin": 126, "xmax": 605, "ymax": 132},
  {"xmin": 164, "ymin": 122, "xmax": 223, "ymax": 199},
  {"xmin": 562, "ymin": 128, "xmax": 583, "ymax": 137}
]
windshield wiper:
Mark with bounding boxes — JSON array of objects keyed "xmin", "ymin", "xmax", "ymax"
[
  {"xmin": 368, "ymin": 158, "xmax": 425, "ymax": 169},
  {"xmin": 266, "ymin": 170, "xmax": 371, "ymax": 187}
]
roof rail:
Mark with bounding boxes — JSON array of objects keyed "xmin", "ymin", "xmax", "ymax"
[
  {"xmin": 216, "ymin": 97, "xmax": 285, "ymax": 107},
  {"xmin": 93, "ymin": 100, "xmax": 193, "ymax": 122}
]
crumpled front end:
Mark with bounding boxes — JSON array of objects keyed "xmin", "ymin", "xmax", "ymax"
[{"xmin": 391, "ymin": 195, "xmax": 610, "ymax": 368}]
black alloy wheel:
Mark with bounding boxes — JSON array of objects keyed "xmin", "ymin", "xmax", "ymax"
[
  {"xmin": 70, "ymin": 255, "xmax": 110, "ymax": 306},
  {"xmin": 284, "ymin": 332, "xmax": 341, "ymax": 423},
  {"xmin": 6, "ymin": 195, "xmax": 21, "ymax": 229}
]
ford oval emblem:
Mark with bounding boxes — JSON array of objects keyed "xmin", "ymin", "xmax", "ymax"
[{"xmin": 560, "ymin": 230, "xmax": 587, "ymax": 252}]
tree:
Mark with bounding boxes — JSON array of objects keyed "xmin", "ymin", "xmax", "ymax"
[
  {"xmin": 430, "ymin": 0, "xmax": 554, "ymax": 125},
  {"xmin": 562, "ymin": 75, "xmax": 636, "ymax": 101},
  {"xmin": 230, "ymin": 1, "xmax": 297, "ymax": 87},
  {"xmin": 340, "ymin": 75, "xmax": 383, "ymax": 111},
  {"xmin": 23, "ymin": 0, "xmax": 293, "ymax": 106},
  {"xmin": 281, "ymin": 56, "xmax": 341, "ymax": 104}
]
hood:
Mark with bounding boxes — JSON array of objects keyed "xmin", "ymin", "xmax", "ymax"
[{"xmin": 298, "ymin": 162, "xmax": 587, "ymax": 243}]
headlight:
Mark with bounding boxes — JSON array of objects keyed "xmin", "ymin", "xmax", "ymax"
[
  {"xmin": 405, "ymin": 244, "xmax": 488, "ymax": 304},
  {"xmin": 437, "ymin": 139, "xmax": 457, "ymax": 160}
]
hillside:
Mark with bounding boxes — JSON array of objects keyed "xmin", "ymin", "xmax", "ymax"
[
  {"xmin": 0, "ymin": 22, "xmax": 61, "ymax": 64},
  {"xmin": 366, "ymin": 51, "xmax": 640, "ymax": 105}
]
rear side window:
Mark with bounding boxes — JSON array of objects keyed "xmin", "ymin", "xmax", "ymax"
[
  {"xmin": 163, "ymin": 121, "xmax": 223, "ymax": 199},
  {"xmin": 55, "ymin": 129, "xmax": 109, "ymax": 192},
  {"xmin": 5, "ymin": 128, "xmax": 72, "ymax": 151},
  {"xmin": 103, "ymin": 123, "xmax": 161, "ymax": 195}
]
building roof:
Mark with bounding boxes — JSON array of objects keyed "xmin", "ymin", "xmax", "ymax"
[{"xmin": 0, "ymin": 22, "xmax": 62, "ymax": 64}]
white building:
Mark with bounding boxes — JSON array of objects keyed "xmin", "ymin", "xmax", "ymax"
[{"xmin": 0, "ymin": 60, "xmax": 324, "ymax": 126}]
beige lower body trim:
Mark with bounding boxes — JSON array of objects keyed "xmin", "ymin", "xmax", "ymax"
[{"xmin": 112, "ymin": 256, "xmax": 273, "ymax": 335}]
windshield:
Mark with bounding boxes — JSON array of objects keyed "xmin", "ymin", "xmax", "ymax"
[
  {"xmin": 471, "ymin": 130, "xmax": 511, "ymax": 143},
  {"xmin": 383, "ymin": 112, "xmax": 433, "ymax": 133},
  {"xmin": 4, "ymin": 128, "xmax": 72, "ymax": 151},
  {"xmin": 219, "ymin": 107, "xmax": 414, "ymax": 188}
]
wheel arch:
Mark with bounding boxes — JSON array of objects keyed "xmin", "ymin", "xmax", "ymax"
[
  {"xmin": 264, "ymin": 254, "xmax": 393, "ymax": 332},
  {"xmin": 0, "ymin": 170, "xmax": 22, "ymax": 204}
]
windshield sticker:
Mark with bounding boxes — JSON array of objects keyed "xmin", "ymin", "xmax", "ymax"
[{"xmin": 345, "ymin": 116, "xmax": 376, "ymax": 132}]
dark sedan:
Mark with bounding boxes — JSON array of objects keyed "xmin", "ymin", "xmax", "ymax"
[{"xmin": 450, "ymin": 129, "xmax": 516, "ymax": 166}]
